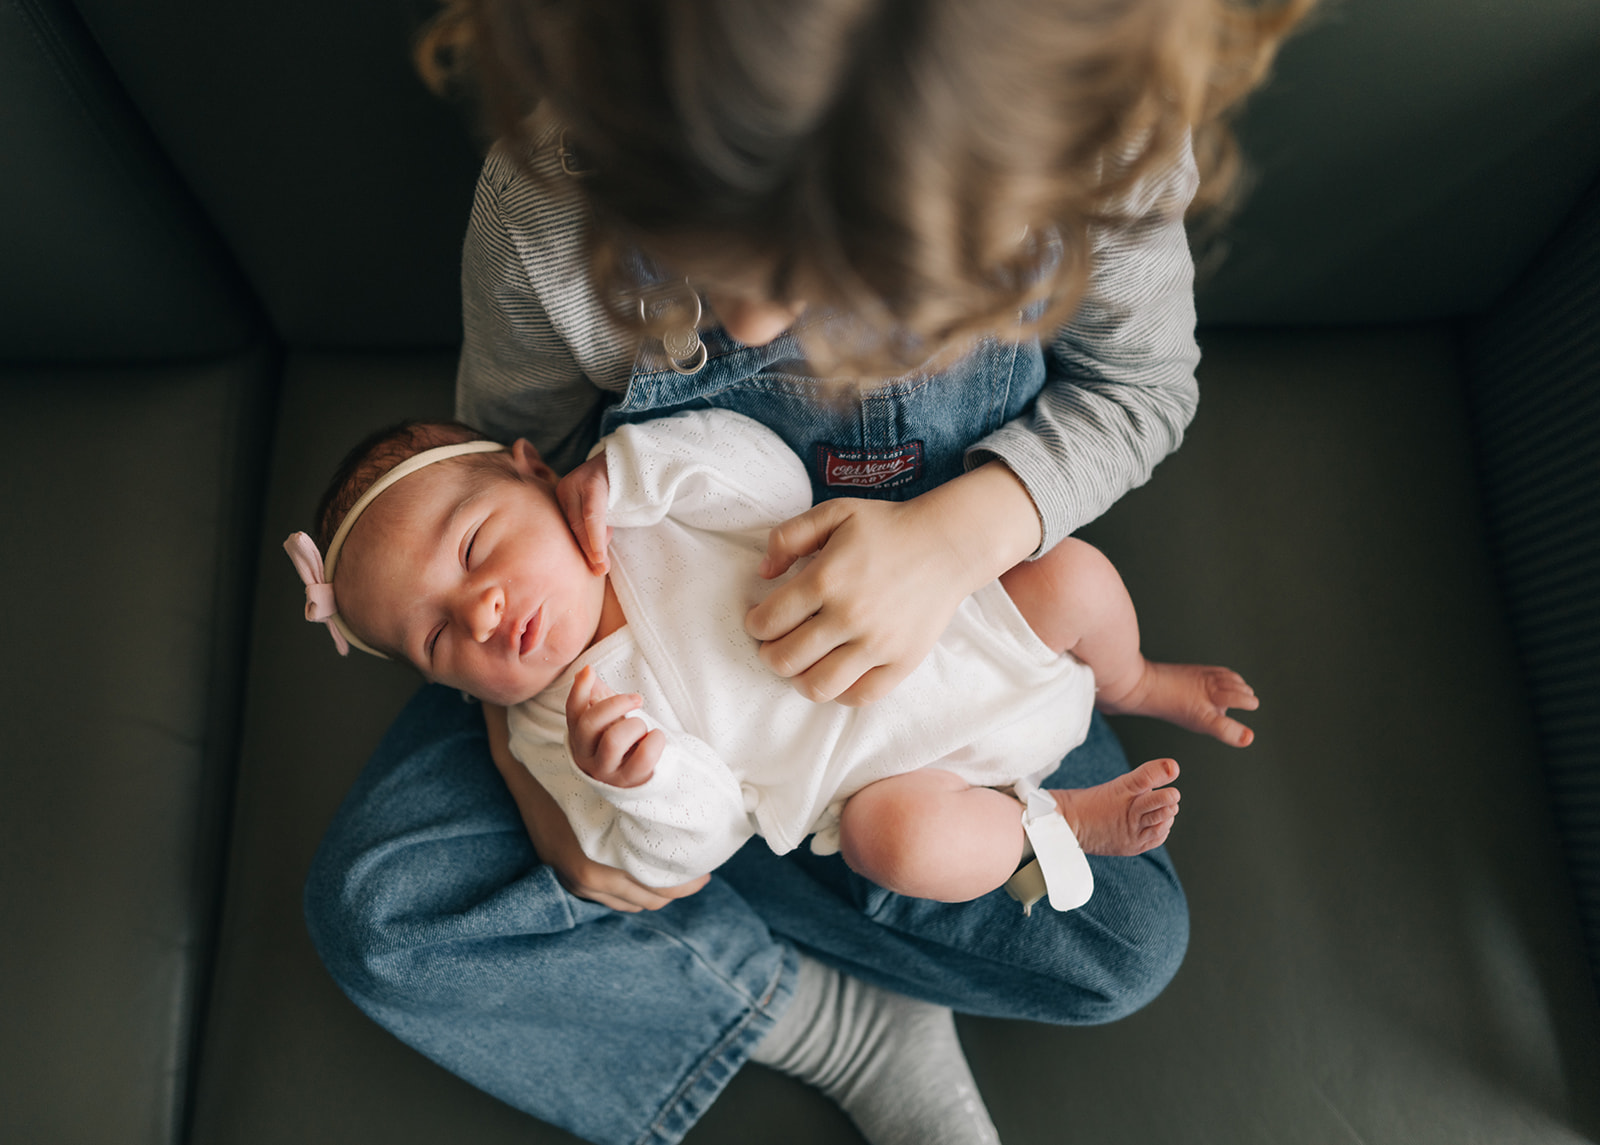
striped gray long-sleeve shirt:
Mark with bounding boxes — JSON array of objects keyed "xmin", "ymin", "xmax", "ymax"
[{"xmin": 455, "ymin": 128, "xmax": 1201, "ymax": 555}]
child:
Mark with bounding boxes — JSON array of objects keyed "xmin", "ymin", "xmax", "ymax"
[
  {"xmin": 289, "ymin": 407, "xmax": 1256, "ymax": 908},
  {"xmin": 300, "ymin": 6, "xmax": 1312, "ymax": 1145}
]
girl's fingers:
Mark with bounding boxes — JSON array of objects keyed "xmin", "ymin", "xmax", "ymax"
[
  {"xmin": 786, "ymin": 643, "xmax": 881, "ymax": 704},
  {"xmin": 745, "ymin": 569, "xmax": 826, "ymax": 643},
  {"xmin": 559, "ymin": 871, "xmax": 661, "ymax": 912},
  {"xmin": 560, "ymin": 868, "xmax": 710, "ymax": 913},
  {"xmin": 556, "ymin": 455, "xmax": 612, "ymax": 573},
  {"xmin": 754, "ymin": 609, "xmax": 851, "ymax": 681},
  {"xmin": 832, "ymin": 663, "xmax": 904, "ymax": 708},
  {"xmin": 579, "ymin": 496, "xmax": 609, "ymax": 571},
  {"xmin": 758, "ymin": 502, "xmax": 846, "ymax": 580}
]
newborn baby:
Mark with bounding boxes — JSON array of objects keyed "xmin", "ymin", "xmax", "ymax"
[{"xmin": 287, "ymin": 409, "xmax": 1256, "ymax": 907}]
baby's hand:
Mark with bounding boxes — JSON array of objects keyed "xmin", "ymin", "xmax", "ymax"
[
  {"xmin": 565, "ymin": 665, "xmax": 663, "ymax": 788},
  {"xmin": 557, "ymin": 452, "xmax": 612, "ymax": 574}
]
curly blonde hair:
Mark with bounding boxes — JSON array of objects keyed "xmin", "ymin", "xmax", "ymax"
[{"xmin": 417, "ymin": 0, "xmax": 1312, "ymax": 373}]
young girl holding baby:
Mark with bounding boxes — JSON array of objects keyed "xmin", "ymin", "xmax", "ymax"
[{"xmin": 301, "ymin": 3, "xmax": 1309, "ymax": 1144}]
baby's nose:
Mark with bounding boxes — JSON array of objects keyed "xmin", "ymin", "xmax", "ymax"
[{"xmin": 468, "ymin": 586, "xmax": 503, "ymax": 643}]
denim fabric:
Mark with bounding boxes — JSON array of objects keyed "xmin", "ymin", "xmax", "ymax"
[
  {"xmin": 305, "ymin": 325, "xmax": 1188, "ymax": 1145},
  {"xmin": 601, "ymin": 322, "xmax": 1044, "ymax": 506}
]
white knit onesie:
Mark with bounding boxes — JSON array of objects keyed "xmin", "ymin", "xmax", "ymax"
[{"xmin": 506, "ymin": 409, "xmax": 1096, "ymax": 888}]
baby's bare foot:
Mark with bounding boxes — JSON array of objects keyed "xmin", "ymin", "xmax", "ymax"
[
  {"xmin": 1052, "ymin": 758, "xmax": 1180, "ymax": 856},
  {"xmin": 1099, "ymin": 662, "xmax": 1258, "ymax": 747}
]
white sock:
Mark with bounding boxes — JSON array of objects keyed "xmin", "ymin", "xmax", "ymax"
[{"xmin": 751, "ymin": 954, "xmax": 1001, "ymax": 1145}]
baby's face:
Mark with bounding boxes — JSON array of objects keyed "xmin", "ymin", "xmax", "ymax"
[{"xmin": 336, "ymin": 443, "xmax": 607, "ymax": 705}]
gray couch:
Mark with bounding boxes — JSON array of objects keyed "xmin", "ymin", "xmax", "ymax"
[{"xmin": 4, "ymin": 1, "xmax": 1599, "ymax": 1142}]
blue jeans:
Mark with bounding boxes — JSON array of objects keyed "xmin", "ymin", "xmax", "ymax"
[
  {"xmin": 306, "ymin": 689, "xmax": 1186, "ymax": 1145},
  {"xmin": 304, "ymin": 325, "xmax": 1189, "ymax": 1145}
]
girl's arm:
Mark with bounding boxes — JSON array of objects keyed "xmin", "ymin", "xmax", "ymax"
[
  {"xmin": 747, "ymin": 143, "xmax": 1201, "ymax": 705},
  {"xmin": 482, "ymin": 703, "xmax": 710, "ymax": 911},
  {"xmin": 968, "ymin": 141, "xmax": 1202, "ymax": 555},
  {"xmin": 455, "ymin": 140, "xmax": 637, "ymax": 475}
]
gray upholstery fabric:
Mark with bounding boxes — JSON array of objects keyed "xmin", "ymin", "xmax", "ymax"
[
  {"xmin": 68, "ymin": 0, "xmax": 483, "ymax": 349},
  {"xmin": 0, "ymin": 353, "xmax": 274, "ymax": 1145},
  {"xmin": 5, "ymin": 2, "xmax": 1600, "ymax": 1143},
  {"xmin": 1466, "ymin": 177, "xmax": 1600, "ymax": 995},
  {"xmin": 1193, "ymin": 0, "xmax": 1600, "ymax": 325},
  {"xmin": 1071, "ymin": 327, "xmax": 1600, "ymax": 1144},
  {"xmin": 189, "ymin": 335, "xmax": 1600, "ymax": 1144},
  {"xmin": 0, "ymin": 0, "xmax": 254, "ymax": 360}
]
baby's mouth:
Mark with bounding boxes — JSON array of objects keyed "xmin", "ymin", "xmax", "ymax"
[{"xmin": 518, "ymin": 606, "xmax": 545, "ymax": 657}]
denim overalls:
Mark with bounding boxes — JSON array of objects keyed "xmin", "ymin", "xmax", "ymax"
[
  {"xmin": 602, "ymin": 317, "xmax": 1041, "ymax": 508},
  {"xmin": 305, "ymin": 321, "xmax": 1189, "ymax": 1145}
]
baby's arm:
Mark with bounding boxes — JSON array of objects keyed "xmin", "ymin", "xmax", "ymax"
[
  {"xmin": 481, "ymin": 703, "xmax": 708, "ymax": 912},
  {"xmin": 509, "ymin": 679, "xmax": 755, "ymax": 889}
]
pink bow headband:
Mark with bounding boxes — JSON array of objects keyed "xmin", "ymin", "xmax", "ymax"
[{"xmin": 284, "ymin": 439, "xmax": 508, "ymax": 658}]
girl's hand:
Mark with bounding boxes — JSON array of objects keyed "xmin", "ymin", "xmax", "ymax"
[
  {"xmin": 744, "ymin": 461, "xmax": 1043, "ymax": 706},
  {"xmin": 482, "ymin": 703, "xmax": 706, "ymax": 912},
  {"xmin": 565, "ymin": 666, "xmax": 663, "ymax": 788},
  {"xmin": 556, "ymin": 452, "xmax": 612, "ymax": 574}
]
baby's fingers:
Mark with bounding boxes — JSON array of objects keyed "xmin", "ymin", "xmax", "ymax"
[
  {"xmin": 592, "ymin": 717, "xmax": 653, "ymax": 785},
  {"xmin": 611, "ymin": 727, "xmax": 666, "ymax": 788},
  {"xmin": 566, "ymin": 666, "xmax": 617, "ymax": 722},
  {"xmin": 573, "ymin": 691, "xmax": 644, "ymax": 753},
  {"xmin": 566, "ymin": 665, "xmax": 597, "ymax": 720}
]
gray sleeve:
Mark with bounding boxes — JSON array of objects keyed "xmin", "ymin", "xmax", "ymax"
[
  {"xmin": 967, "ymin": 143, "xmax": 1201, "ymax": 555},
  {"xmin": 453, "ymin": 147, "xmax": 614, "ymax": 475}
]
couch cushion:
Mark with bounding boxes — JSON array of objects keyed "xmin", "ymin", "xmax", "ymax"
[
  {"xmin": 68, "ymin": 0, "xmax": 482, "ymax": 349},
  {"xmin": 0, "ymin": 352, "xmax": 273, "ymax": 1144},
  {"xmin": 1194, "ymin": 0, "xmax": 1600, "ymax": 324},
  {"xmin": 1466, "ymin": 176, "xmax": 1600, "ymax": 996},
  {"xmin": 1052, "ymin": 326, "xmax": 1600, "ymax": 1143},
  {"xmin": 0, "ymin": 0, "xmax": 253, "ymax": 361}
]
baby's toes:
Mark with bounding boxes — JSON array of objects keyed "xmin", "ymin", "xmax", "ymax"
[
  {"xmin": 1213, "ymin": 714, "xmax": 1255, "ymax": 747},
  {"xmin": 1138, "ymin": 801, "xmax": 1178, "ymax": 829},
  {"xmin": 1206, "ymin": 670, "xmax": 1257, "ymax": 704},
  {"xmin": 1218, "ymin": 684, "xmax": 1261, "ymax": 712},
  {"xmin": 1130, "ymin": 784, "xmax": 1180, "ymax": 818},
  {"xmin": 1136, "ymin": 813, "xmax": 1176, "ymax": 851},
  {"xmin": 1126, "ymin": 757, "xmax": 1180, "ymax": 792}
]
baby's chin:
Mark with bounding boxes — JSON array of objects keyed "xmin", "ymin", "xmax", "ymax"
[{"xmin": 448, "ymin": 669, "xmax": 560, "ymax": 708}]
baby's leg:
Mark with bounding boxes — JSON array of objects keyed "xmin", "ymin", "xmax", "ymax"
[
  {"xmin": 838, "ymin": 761, "xmax": 1184, "ymax": 899},
  {"xmin": 838, "ymin": 770, "xmax": 1027, "ymax": 901},
  {"xmin": 1000, "ymin": 538, "xmax": 1259, "ymax": 747}
]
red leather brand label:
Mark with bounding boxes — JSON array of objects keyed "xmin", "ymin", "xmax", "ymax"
[{"xmin": 817, "ymin": 442, "xmax": 924, "ymax": 489}]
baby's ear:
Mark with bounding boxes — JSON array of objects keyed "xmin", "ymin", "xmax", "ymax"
[{"xmin": 509, "ymin": 438, "xmax": 558, "ymax": 485}]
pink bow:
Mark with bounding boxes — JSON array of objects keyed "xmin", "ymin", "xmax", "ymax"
[{"xmin": 283, "ymin": 532, "xmax": 350, "ymax": 656}]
